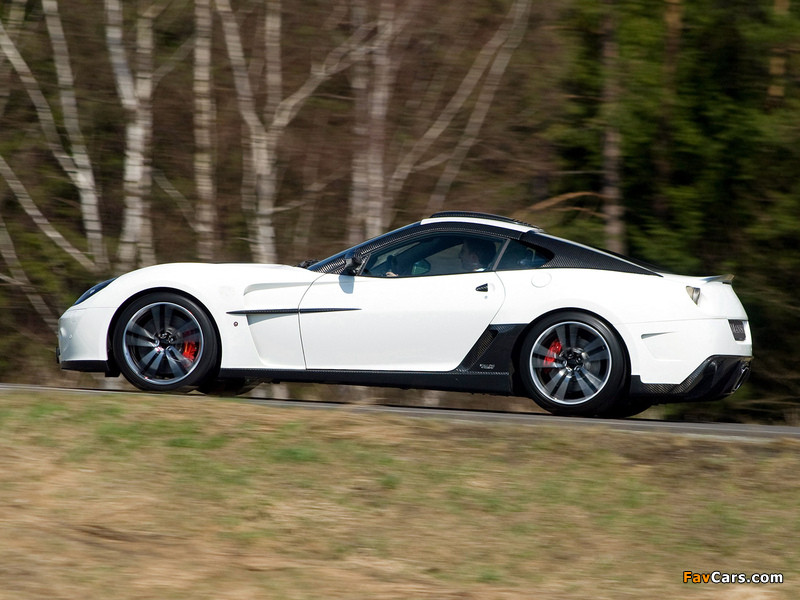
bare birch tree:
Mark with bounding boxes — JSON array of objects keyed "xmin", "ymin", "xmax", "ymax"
[
  {"xmin": 0, "ymin": 0, "xmax": 25, "ymax": 117},
  {"xmin": 348, "ymin": 0, "xmax": 370, "ymax": 246},
  {"xmin": 105, "ymin": 0, "xmax": 160, "ymax": 273},
  {"xmin": 43, "ymin": 0, "xmax": 109, "ymax": 270},
  {"xmin": 215, "ymin": 0, "xmax": 276, "ymax": 263},
  {"xmin": 362, "ymin": 0, "xmax": 397, "ymax": 239},
  {"xmin": 0, "ymin": 4, "xmax": 107, "ymax": 273},
  {"xmin": 0, "ymin": 1, "xmax": 103, "ymax": 338},
  {"xmin": 264, "ymin": 0, "xmax": 282, "ymax": 122},
  {"xmin": 601, "ymin": 0, "xmax": 625, "ymax": 255},
  {"xmin": 194, "ymin": 0, "xmax": 216, "ymax": 261},
  {"xmin": 215, "ymin": 0, "xmax": 390, "ymax": 262},
  {"xmin": 352, "ymin": 0, "xmax": 530, "ymax": 238}
]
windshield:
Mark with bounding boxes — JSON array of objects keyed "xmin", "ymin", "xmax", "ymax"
[{"xmin": 305, "ymin": 222, "xmax": 421, "ymax": 273}]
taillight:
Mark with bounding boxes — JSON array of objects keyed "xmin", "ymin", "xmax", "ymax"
[{"xmin": 686, "ymin": 286, "xmax": 701, "ymax": 304}]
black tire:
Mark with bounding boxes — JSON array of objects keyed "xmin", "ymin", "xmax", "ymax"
[
  {"xmin": 519, "ymin": 311, "xmax": 627, "ymax": 417},
  {"xmin": 112, "ymin": 292, "xmax": 219, "ymax": 392}
]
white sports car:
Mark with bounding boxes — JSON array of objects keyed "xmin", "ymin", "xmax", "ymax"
[{"xmin": 57, "ymin": 212, "xmax": 752, "ymax": 417}]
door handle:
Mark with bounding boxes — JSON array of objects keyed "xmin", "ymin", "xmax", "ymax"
[{"xmin": 475, "ymin": 283, "xmax": 488, "ymax": 292}]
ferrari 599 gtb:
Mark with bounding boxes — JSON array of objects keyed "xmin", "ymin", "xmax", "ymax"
[{"xmin": 57, "ymin": 212, "xmax": 752, "ymax": 418}]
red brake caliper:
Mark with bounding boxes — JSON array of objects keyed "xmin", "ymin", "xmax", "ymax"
[
  {"xmin": 543, "ymin": 339, "xmax": 562, "ymax": 370},
  {"xmin": 182, "ymin": 341, "xmax": 198, "ymax": 362}
]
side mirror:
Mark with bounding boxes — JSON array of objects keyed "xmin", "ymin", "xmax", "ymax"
[{"xmin": 343, "ymin": 249, "xmax": 364, "ymax": 276}]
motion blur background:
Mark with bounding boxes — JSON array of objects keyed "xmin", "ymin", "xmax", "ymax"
[{"xmin": 0, "ymin": 0, "xmax": 798, "ymax": 421}]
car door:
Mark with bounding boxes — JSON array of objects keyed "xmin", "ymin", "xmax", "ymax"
[{"xmin": 298, "ymin": 233, "xmax": 506, "ymax": 371}]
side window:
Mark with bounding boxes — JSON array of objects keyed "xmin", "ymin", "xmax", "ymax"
[
  {"xmin": 361, "ymin": 234, "xmax": 503, "ymax": 278},
  {"xmin": 495, "ymin": 240, "xmax": 553, "ymax": 271}
]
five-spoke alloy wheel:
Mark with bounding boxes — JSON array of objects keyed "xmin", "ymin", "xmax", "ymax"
[
  {"xmin": 520, "ymin": 311, "xmax": 626, "ymax": 416},
  {"xmin": 113, "ymin": 293, "xmax": 219, "ymax": 392}
]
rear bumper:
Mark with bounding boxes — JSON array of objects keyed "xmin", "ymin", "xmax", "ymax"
[
  {"xmin": 624, "ymin": 318, "xmax": 752, "ymax": 386},
  {"xmin": 630, "ymin": 355, "xmax": 752, "ymax": 403}
]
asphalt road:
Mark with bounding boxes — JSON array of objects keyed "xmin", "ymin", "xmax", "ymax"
[{"xmin": 1, "ymin": 383, "xmax": 798, "ymax": 442}]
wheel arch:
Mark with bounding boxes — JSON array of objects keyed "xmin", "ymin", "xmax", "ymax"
[
  {"xmin": 106, "ymin": 287, "xmax": 223, "ymax": 376},
  {"xmin": 509, "ymin": 307, "xmax": 632, "ymax": 397}
]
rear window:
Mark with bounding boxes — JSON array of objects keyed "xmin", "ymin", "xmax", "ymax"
[{"xmin": 496, "ymin": 240, "xmax": 553, "ymax": 270}]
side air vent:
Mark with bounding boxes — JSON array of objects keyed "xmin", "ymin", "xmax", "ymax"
[{"xmin": 458, "ymin": 328, "xmax": 498, "ymax": 371}]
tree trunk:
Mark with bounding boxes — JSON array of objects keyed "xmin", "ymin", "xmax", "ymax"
[
  {"xmin": 216, "ymin": 0, "xmax": 378, "ymax": 262},
  {"xmin": 264, "ymin": 0, "xmax": 282, "ymax": 122},
  {"xmin": 601, "ymin": 2, "xmax": 625, "ymax": 255},
  {"xmin": 653, "ymin": 0, "xmax": 682, "ymax": 218},
  {"xmin": 106, "ymin": 0, "xmax": 157, "ymax": 272},
  {"xmin": 134, "ymin": 7, "xmax": 156, "ymax": 268},
  {"xmin": 0, "ymin": 4, "xmax": 107, "ymax": 274},
  {"xmin": 215, "ymin": 0, "xmax": 276, "ymax": 262},
  {"xmin": 194, "ymin": 0, "xmax": 216, "ymax": 261},
  {"xmin": 768, "ymin": 0, "xmax": 790, "ymax": 103},
  {"xmin": 0, "ymin": 0, "xmax": 26, "ymax": 118},
  {"xmin": 348, "ymin": 0, "xmax": 369, "ymax": 246},
  {"xmin": 255, "ymin": 132, "xmax": 279, "ymax": 263},
  {"xmin": 364, "ymin": 0, "xmax": 394, "ymax": 239},
  {"xmin": 240, "ymin": 126, "xmax": 260, "ymax": 257},
  {"xmin": 43, "ymin": 0, "xmax": 108, "ymax": 271}
]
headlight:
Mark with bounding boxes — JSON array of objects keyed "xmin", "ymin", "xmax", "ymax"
[
  {"xmin": 73, "ymin": 278, "xmax": 117, "ymax": 306},
  {"xmin": 686, "ymin": 286, "xmax": 701, "ymax": 304}
]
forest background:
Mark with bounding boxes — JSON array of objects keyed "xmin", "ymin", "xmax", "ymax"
[{"xmin": 0, "ymin": 0, "xmax": 798, "ymax": 422}]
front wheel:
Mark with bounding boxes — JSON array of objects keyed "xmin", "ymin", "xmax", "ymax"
[
  {"xmin": 112, "ymin": 293, "xmax": 219, "ymax": 392},
  {"xmin": 519, "ymin": 312, "xmax": 627, "ymax": 417}
]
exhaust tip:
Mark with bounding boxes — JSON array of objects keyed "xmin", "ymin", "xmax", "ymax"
[{"xmin": 732, "ymin": 363, "xmax": 751, "ymax": 392}]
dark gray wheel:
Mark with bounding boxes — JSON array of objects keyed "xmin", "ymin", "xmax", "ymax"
[
  {"xmin": 520, "ymin": 311, "xmax": 626, "ymax": 416},
  {"xmin": 113, "ymin": 293, "xmax": 219, "ymax": 392}
]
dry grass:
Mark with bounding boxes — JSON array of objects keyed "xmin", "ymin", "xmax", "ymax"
[{"xmin": 0, "ymin": 389, "xmax": 798, "ymax": 599}]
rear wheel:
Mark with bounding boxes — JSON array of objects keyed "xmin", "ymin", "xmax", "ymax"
[
  {"xmin": 520, "ymin": 311, "xmax": 626, "ymax": 416},
  {"xmin": 113, "ymin": 293, "xmax": 219, "ymax": 392}
]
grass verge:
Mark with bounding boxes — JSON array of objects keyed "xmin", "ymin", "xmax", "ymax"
[{"xmin": 0, "ymin": 389, "xmax": 798, "ymax": 599}]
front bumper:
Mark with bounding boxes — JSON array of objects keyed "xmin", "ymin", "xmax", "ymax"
[
  {"xmin": 57, "ymin": 305, "xmax": 117, "ymax": 373},
  {"xmin": 58, "ymin": 355, "xmax": 115, "ymax": 373},
  {"xmin": 630, "ymin": 355, "xmax": 752, "ymax": 403}
]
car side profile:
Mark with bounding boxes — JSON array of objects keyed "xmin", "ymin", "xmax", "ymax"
[{"xmin": 57, "ymin": 211, "xmax": 752, "ymax": 417}]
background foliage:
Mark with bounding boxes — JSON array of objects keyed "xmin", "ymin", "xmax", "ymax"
[{"xmin": 0, "ymin": 0, "xmax": 798, "ymax": 421}]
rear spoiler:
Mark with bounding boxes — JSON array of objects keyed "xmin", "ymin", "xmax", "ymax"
[{"xmin": 702, "ymin": 274, "xmax": 735, "ymax": 285}]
